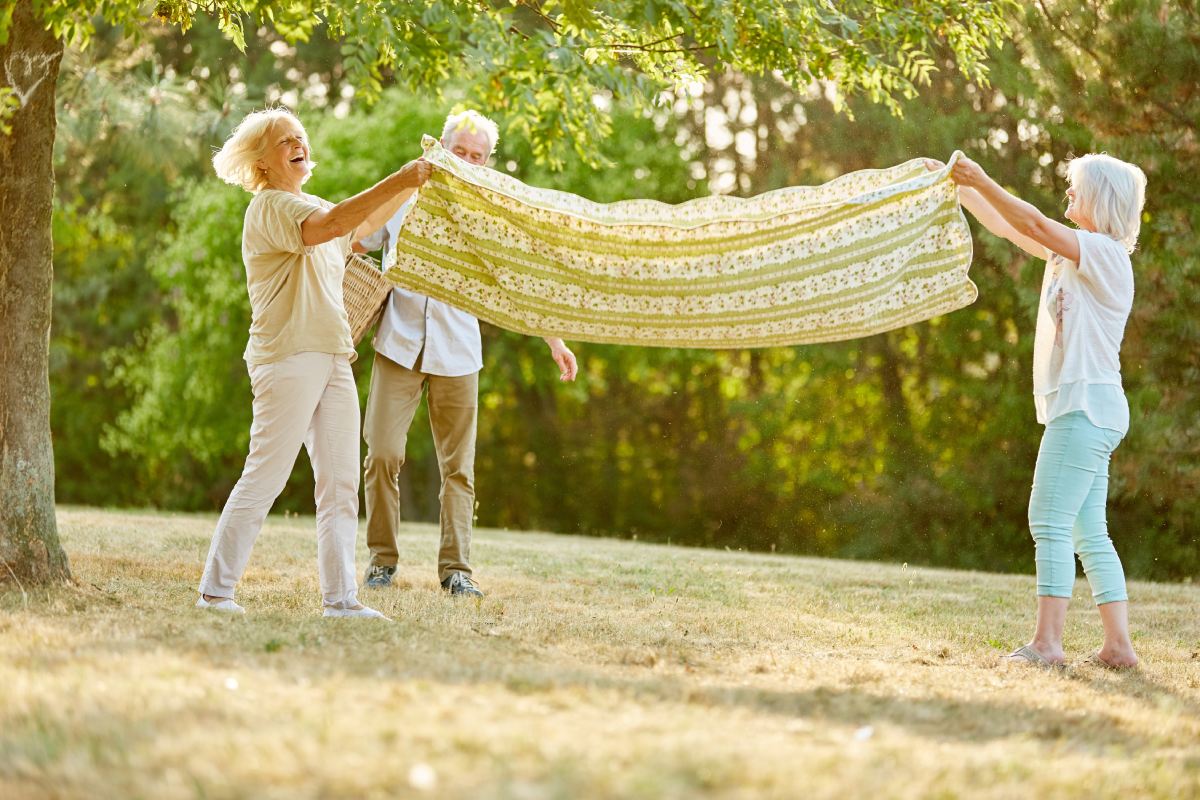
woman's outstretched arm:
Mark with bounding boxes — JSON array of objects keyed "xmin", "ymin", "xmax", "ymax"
[
  {"xmin": 927, "ymin": 159, "xmax": 1046, "ymax": 259},
  {"xmin": 301, "ymin": 159, "xmax": 431, "ymax": 247},
  {"xmin": 355, "ymin": 187, "xmax": 418, "ymax": 243},
  {"xmin": 943, "ymin": 156, "xmax": 1080, "ymax": 262}
]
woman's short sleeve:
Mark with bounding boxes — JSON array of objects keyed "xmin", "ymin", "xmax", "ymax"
[
  {"xmin": 1074, "ymin": 229, "xmax": 1133, "ymax": 305},
  {"xmin": 245, "ymin": 190, "xmax": 322, "ymax": 255}
]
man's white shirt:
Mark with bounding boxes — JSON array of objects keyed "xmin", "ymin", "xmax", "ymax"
[{"xmin": 359, "ymin": 195, "xmax": 483, "ymax": 377}]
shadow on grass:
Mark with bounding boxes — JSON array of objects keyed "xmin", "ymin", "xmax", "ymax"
[
  {"xmin": 4, "ymin": 593, "xmax": 1188, "ymax": 758},
  {"xmin": 1066, "ymin": 666, "xmax": 1200, "ymax": 722},
  {"xmin": 5, "ymin": 531, "xmax": 1199, "ymax": 767}
]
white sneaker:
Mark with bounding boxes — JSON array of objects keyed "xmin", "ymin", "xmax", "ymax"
[
  {"xmin": 195, "ymin": 596, "xmax": 246, "ymax": 614},
  {"xmin": 323, "ymin": 604, "xmax": 390, "ymax": 620}
]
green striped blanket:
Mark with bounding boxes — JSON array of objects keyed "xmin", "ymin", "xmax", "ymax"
[{"xmin": 384, "ymin": 136, "xmax": 976, "ymax": 348}]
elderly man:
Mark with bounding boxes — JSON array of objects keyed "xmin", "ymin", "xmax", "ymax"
[{"xmin": 357, "ymin": 110, "xmax": 578, "ymax": 597}]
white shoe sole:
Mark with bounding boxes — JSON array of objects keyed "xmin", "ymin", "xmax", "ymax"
[
  {"xmin": 323, "ymin": 607, "xmax": 391, "ymax": 620},
  {"xmin": 195, "ymin": 597, "xmax": 246, "ymax": 614}
]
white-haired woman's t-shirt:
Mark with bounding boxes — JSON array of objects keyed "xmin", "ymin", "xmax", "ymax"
[{"xmin": 1032, "ymin": 229, "xmax": 1133, "ymax": 434}]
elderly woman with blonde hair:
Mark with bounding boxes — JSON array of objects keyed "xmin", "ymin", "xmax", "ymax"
[
  {"xmin": 197, "ymin": 106, "xmax": 430, "ymax": 618},
  {"xmin": 928, "ymin": 152, "xmax": 1147, "ymax": 668}
]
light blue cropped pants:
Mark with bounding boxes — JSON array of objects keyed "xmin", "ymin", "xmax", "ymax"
[{"xmin": 1028, "ymin": 411, "xmax": 1128, "ymax": 605}]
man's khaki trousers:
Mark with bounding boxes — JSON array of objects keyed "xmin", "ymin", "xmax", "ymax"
[{"xmin": 363, "ymin": 352, "xmax": 478, "ymax": 580}]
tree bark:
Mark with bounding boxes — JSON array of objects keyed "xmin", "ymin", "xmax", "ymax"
[
  {"xmin": 0, "ymin": 2, "xmax": 70, "ymax": 585},
  {"xmin": 871, "ymin": 333, "xmax": 920, "ymax": 474}
]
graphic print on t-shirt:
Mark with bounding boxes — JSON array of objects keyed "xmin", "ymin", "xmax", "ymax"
[
  {"xmin": 1045, "ymin": 257, "xmax": 1074, "ymax": 350},
  {"xmin": 1054, "ymin": 286, "xmax": 1075, "ymax": 348}
]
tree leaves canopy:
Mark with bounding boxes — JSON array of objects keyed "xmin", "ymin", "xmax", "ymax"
[
  {"xmin": 8, "ymin": 0, "xmax": 1015, "ymax": 165},
  {"xmin": 23, "ymin": 1, "xmax": 1199, "ymax": 579}
]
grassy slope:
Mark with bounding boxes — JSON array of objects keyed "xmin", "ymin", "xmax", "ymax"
[{"xmin": 1, "ymin": 507, "xmax": 1198, "ymax": 799}]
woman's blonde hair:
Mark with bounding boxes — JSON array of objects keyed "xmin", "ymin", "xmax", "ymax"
[
  {"xmin": 1067, "ymin": 153, "xmax": 1147, "ymax": 253},
  {"xmin": 212, "ymin": 107, "xmax": 314, "ymax": 193}
]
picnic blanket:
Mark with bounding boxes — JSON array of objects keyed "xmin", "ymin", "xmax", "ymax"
[{"xmin": 384, "ymin": 136, "xmax": 976, "ymax": 348}]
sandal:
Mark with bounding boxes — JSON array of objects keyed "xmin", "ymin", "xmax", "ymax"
[{"xmin": 1005, "ymin": 644, "xmax": 1062, "ymax": 667}]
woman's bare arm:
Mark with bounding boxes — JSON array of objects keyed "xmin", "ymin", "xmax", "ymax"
[
  {"xmin": 957, "ymin": 186, "xmax": 1048, "ymax": 260},
  {"xmin": 300, "ymin": 160, "xmax": 430, "ymax": 246},
  {"xmin": 355, "ymin": 187, "xmax": 418, "ymax": 243},
  {"xmin": 946, "ymin": 156, "xmax": 1079, "ymax": 262},
  {"xmin": 926, "ymin": 159, "xmax": 1047, "ymax": 260}
]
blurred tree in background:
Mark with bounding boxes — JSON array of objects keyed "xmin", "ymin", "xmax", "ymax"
[
  {"xmin": 2, "ymin": 0, "xmax": 1013, "ymax": 583},
  {"xmin": 47, "ymin": 2, "xmax": 1198, "ymax": 580}
]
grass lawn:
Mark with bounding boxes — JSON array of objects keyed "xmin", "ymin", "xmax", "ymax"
[{"xmin": 2, "ymin": 507, "xmax": 1198, "ymax": 799}]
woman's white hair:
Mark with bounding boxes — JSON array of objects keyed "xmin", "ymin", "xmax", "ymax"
[
  {"xmin": 441, "ymin": 109, "xmax": 499, "ymax": 154},
  {"xmin": 212, "ymin": 107, "xmax": 314, "ymax": 193},
  {"xmin": 1067, "ymin": 153, "xmax": 1147, "ymax": 253}
]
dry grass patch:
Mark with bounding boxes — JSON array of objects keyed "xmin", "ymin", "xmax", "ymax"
[{"xmin": 1, "ymin": 507, "xmax": 1198, "ymax": 799}]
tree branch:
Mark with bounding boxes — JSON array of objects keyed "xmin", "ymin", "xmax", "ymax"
[
  {"xmin": 517, "ymin": 0, "xmax": 560, "ymax": 33},
  {"xmin": 606, "ymin": 42, "xmax": 718, "ymax": 54}
]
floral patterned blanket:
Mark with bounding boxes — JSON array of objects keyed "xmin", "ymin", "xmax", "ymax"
[{"xmin": 384, "ymin": 136, "xmax": 976, "ymax": 349}]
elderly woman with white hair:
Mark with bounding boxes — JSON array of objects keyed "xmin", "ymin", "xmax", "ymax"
[
  {"xmin": 197, "ymin": 106, "xmax": 430, "ymax": 618},
  {"xmin": 928, "ymin": 152, "xmax": 1147, "ymax": 668}
]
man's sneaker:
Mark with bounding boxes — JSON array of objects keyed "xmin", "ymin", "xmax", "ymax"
[
  {"xmin": 364, "ymin": 564, "xmax": 396, "ymax": 588},
  {"xmin": 195, "ymin": 595, "xmax": 246, "ymax": 614},
  {"xmin": 441, "ymin": 572, "xmax": 484, "ymax": 598},
  {"xmin": 323, "ymin": 604, "xmax": 391, "ymax": 620}
]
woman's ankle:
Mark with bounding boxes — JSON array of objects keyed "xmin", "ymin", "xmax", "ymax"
[
  {"xmin": 1099, "ymin": 636, "xmax": 1137, "ymax": 655},
  {"xmin": 1096, "ymin": 643, "xmax": 1138, "ymax": 667},
  {"xmin": 1028, "ymin": 638, "xmax": 1065, "ymax": 662}
]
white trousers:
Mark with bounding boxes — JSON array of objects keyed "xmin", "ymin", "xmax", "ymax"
[{"xmin": 198, "ymin": 352, "xmax": 361, "ymax": 609}]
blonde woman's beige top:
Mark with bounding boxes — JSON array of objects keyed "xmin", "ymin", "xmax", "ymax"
[{"xmin": 241, "ymin": 189, "xmax": 355, "ymax": 365}]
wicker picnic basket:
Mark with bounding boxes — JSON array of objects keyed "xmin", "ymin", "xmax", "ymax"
[{"xmin": 342, "ymin": 252, "xmax": 392, "ymax": 345}]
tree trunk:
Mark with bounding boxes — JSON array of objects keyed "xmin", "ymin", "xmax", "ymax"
[
  {"xmin": 871, "ymin": 333, "xmax": 920, "ymax": 474},
  {"xmin": 0, "ymin": 3, "xmax": 70, "ymax": 585}
]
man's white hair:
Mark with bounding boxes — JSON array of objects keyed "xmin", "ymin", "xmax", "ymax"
[
  {"xmin": 212, "ymin": 107, "xmax": 313, "ymax": 193},
  {"xmin": 1067, "ymin": 153, "xmax": 1147, "ymax": 253},
  {"xmin": 441, "ymin": 109, "xmax": 499, "ymax": 154}
]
